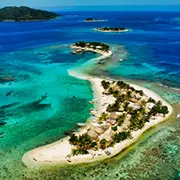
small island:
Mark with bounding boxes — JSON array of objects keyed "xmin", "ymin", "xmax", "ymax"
[
  {"xmin": 22, "ymin": 73, "xmax": 172, "ymax": 167},
  {"xmin": 0, "ymin": 6, "xmax": 60, "ymax": 21},
  {"xmin": 96, "ymin": 27, "xmax": 128, "ymax": 32},
  {"xmin": 85, "ymin": 18, "xmax": 106, "ymax": 22},
  {"xmin": 71, "ymin": 41, "xmax": 112, "ymax": 56}
]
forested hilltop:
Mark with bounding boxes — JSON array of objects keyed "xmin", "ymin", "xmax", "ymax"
[{"xmin": 0, "ymin": 6, "xmax": 60, "ymax": 21}]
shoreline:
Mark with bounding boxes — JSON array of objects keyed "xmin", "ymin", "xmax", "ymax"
[
  {"xmin": 22, "ymin": 66, "xmax": 173, "ymax": 168},
  {"xmin": 0, "ymin": 17, "xmax": 60, "ymax": 22},
  {"xmin": 71, "ymin": 44, "xmax": 113, "ymax": 56}
]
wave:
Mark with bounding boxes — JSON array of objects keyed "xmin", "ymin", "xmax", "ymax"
[
  {"xmin": 154, "ymin": 17, "xmax": 167, "ymax": 23},
  {"xmin": 153, "ymin": 17, "xmax": 180, "ymax": 25},
  {"xmin": 172, "ymin": 17, "xmax": 180, "ymax": 22},
  {"xmin": 65, "ymin": 15, "xmax": 79, "ymax": 17},
  {"xmin": 153, "ymin": 17, "xmax": 177, "ymax": 25},
  {"xmin": 159, "ymin": 83, "xmax": 180, "ymax": 92},
  {"xmin": 170, "ymin": 17, "xmax": 180, "ymax": 25}
]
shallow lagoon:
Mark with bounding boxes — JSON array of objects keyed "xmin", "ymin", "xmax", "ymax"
[
  {"xmin": 0, "ymin": 45, "xmax": 98, "ymax": 179},
  {"xmin": 0, "ymin": 10, "xmax": 180, "ymax": 179}
]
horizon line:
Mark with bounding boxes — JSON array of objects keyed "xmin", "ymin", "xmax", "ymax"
[{"xmin": 1, "ymin": 5, "xmax": 180, "ymax": 8}]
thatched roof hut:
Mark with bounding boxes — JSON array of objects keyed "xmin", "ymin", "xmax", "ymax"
[
  {"xmin": 87, "ymin": 129, "xmax": 99, "ymax": 139},
  {"xmin": 109, "ymin": 113, "xmax": 119, "ymax": 120},
  {"xmin": 99, "ymin": 127, "xmax": 113, "ymax": 142},
  {"xmin": 87, "ymin": 123, "xmax": 104, "ymax": 138}
]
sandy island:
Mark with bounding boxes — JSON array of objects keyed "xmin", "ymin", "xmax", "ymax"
[
  {"xmin": 22, "ymin": 47, "xmax": 173, "ymax": 168},
  {"xmin": 95, "ymin": 28, "xmax": 129, "ymax": 33},
  {"xmin": 71, "ymin": 45, "xmax": 113, "ymax": 56}
]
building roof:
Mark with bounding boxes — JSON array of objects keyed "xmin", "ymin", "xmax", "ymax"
[{"xmin": 109, "ymin": 113, "xmax": 119, "ymax": 120}]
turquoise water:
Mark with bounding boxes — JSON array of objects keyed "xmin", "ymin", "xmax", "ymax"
[
  {"xmin": 0, "ymin": 10, "xmax": 180, "ymax": 180},
  {"xmin": 0, "ymin": 45, "xmax": 99, "ymax": 179},
  {"xmin": 1, "ymin": 44, "xmax": 179, "ymax": 180}
]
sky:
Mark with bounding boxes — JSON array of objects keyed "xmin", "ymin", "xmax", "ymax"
[{"xmin": 0, "ymin": 0, "xmax": 180, "ymax": 8}]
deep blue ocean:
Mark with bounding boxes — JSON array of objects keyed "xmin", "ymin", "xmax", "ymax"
[
  {"xmin": 0, "ymin": 10, "xmax": 180, "ymax": 180},
  {"xmin": 1, "ymin": 11, "xmax": 180, "ymax": 87}
]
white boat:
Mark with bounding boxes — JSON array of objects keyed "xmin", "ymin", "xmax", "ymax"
[
  {"xmin": 89, "ymin": 99, "xmax": 98, "ymax": 104},
  {"xmin": 90, "ymin": 110, "xmax": 97, "ymax": 116},
  {"xmin": 119, "ymin": 58, "xmax": 123, "ymax": 62},
  {"xmin": 77, "ymin": 123, "xmax": 86, "ymax": 127},
  {"xmin": 71, "ymin": 49, "xmax": 84, "ymax": 54}
]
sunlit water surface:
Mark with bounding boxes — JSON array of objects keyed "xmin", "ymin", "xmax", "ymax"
[{"xmin": 0, "ymin": 11, "xmax": 179, "ymax": 180}]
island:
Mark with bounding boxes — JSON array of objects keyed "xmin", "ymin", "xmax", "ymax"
[
  {"xmin": 22, "ymin": 46, "xmax": 173, "ymax": 167},
  {"xmin": 85, "ymin": 18, "xmax": 106, "ymax": 22},
  {"xmin": 0, "ymin": 6, "xmax": 60, "ymax": 21},
  {"xmin": 70, "ymin": 41, "xmax": 112, "ymax": 57},
  {"xmin": 96, "ymin": 27, "xmax": 128, "ymax": 32}
]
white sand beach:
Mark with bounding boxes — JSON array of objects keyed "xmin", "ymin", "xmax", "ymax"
[
  {"xmin": 22, "ymin": 71, "xmax": 173, "ymax": 168},
  {"xmin": 71, "ymin": 44, "xmax": 113, "ymax": 56}
]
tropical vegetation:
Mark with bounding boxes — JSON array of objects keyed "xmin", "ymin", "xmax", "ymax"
[
  {"xmin": 73, "ymin": 41, "xmax": 110, "ymax": 52},
  {"xmin": 97, "ymin": 27, "xmax": 127, "ymax": 32},
  {"xmin": 69, "ymin": 79, "xmax": 169, "ymax": 156},
  {"xmin": 0, "ymin": 6, "xmax": 60, "ymax": 21},
  {"xmin": 69, "ymin": 133, "xmax": 97, "ymax": 155}
]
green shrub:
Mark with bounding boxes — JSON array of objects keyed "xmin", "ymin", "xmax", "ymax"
[{"xmin": 112, "ymin": 126, "xmax": 118, "ymax": 131}]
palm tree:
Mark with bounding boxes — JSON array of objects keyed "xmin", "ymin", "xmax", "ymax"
[
  {"xmin": 113, "ymin": 131, "xmax": 131, "ymax": 143},
  {"xmin": 100, "ymin": 139, "xmax": 107, "ymax": 149},
  {"xmin": 78, "ymin": 133, "xmax": 92, "ymax": 150},
  {"xmin": 99, "ymin": 112, "xmax": 108, "ymax": 122},
  {"xmin": 69, "ymin": 134, "xmax": 78, "ymax": 145},
  {"xmin": 117, "ymin": 114, "xmax": 125, "ymax": 126},
  {"xmin": 160, "ymin": 106, "xmax": 169, "ymax": 116},
  {"xmin": 101, "ymin": 80, "xmax": 110, "ymax": 89},
  {"xmin": 127, "ymin": 91, "xmax": 132, "ymax": 98}
]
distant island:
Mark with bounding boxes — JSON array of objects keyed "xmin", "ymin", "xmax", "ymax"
[
  {"xmin": 0, "ymin": 6, "xmax": 60, "ymax": 21},
  {"xmin": 71, "ymin": 41, "xmax": 112, "ymax": 56},
  {"xmin": 85, "ymin": 18, "xmax": 106, "ymax": 22},
  {"xmin": 96, "ymin": 27, "xmax": 128, "ymax": 32}
]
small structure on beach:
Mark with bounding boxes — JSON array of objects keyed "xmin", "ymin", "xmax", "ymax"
[{"xmin": 109, "ymin": 113, "xmax": 119, "ymax": 120}]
